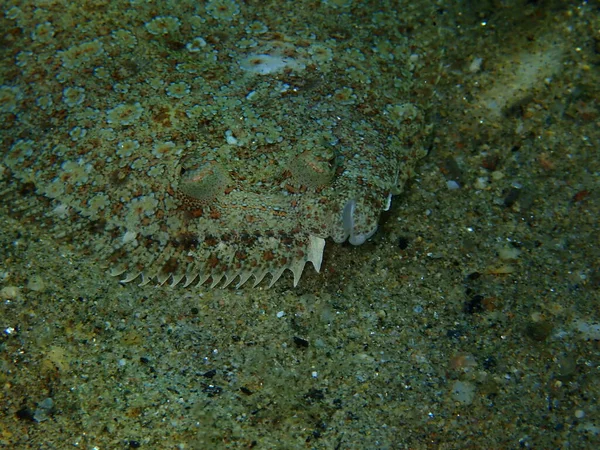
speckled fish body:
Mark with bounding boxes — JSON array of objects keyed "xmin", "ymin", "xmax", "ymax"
[{"xmin": 0, "ymin": 1, "xmax": 425, "ymax": 287}]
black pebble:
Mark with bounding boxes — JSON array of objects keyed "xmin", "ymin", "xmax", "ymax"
[
  {"xmin": 398, "ymin": 236, "xmax": 410, "ymax": 250},
  {"xmin": 293, "ymin": 336, "xmax": 309, "ymax": 348},
  {"xmin": 464, "ymin": 294, "xmax": 485, "ymax": 314},
  {"xmin": 202, "ymin": 369, "xmax": 217, "ymax": 378},
  {"xmin": 15, "ymin": 407, "xmax": 35, "ymax": 422}
]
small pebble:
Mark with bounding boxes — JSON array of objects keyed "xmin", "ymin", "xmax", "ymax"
[
  {"xmin": 0, "ymin": 286, "xmax": 20, "ymax": 299},
  {"xmin": 27, "ymin": 275, "xmax": 46, "ymax": 292},
  {"xmin": 474, "ymin": 177, "xmax": 489, "ymax": 190},
  {"xmin": 447, "ymin": 180, "xmax": 460, "ymax": 190},
  {"xmin": 451, "ymin": 380, "xmax": 476, "ymax": 405}
]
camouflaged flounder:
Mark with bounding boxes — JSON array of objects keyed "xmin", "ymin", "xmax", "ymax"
[{"xmin": 0, "ymin": 1, "xmax": 425, "ymax": 288}]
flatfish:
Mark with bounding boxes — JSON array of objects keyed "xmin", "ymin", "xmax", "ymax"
[{"xmin": 0, "ymin": 1, "xmax": 425, "ymax": 288}]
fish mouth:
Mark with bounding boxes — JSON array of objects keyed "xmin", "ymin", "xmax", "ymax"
[{"xmin": 340, "ymin": 198, "xmax": 378, "ymax": 246}]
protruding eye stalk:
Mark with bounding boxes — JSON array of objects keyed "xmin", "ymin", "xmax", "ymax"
[
  {"xmin": 289, "ymin": 147, "xmax": 336, "ymax": 189},
  {"xmin": 178, "ymin": 161, "xmax": 229, "ymax": 203}
]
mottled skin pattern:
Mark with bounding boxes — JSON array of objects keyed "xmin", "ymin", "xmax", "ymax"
[{"xmin": 0, "ymin": 1, "xmax": 425, "ymax": 287}]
